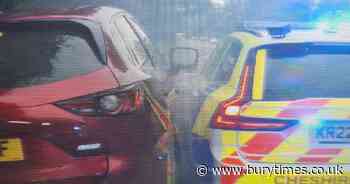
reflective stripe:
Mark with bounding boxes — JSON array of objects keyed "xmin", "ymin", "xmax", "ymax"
[
  {"xmin": 307, "ymin": 148, "xmax": 342, "ymax": 155},
  {"xmin": 261, "ymin": 99, "xmax": 330, "ymax": 163},
  {"xmin": 318, "ymin": 99, "xmax": 350, "ymax": 119},
  {"xmin": 240, "ymin": 102, "xmax": 289, "ymax": 119},
  {"xmin": 297, "ymin": 148, "xmax": 342, "ymax": 164},
  {"xmin": 277, "ymin": 99, "xmax": 330, "ymax": 118},
  {"xmin": 331, "ymin": 149, "xmax": 350, "ymax": 163},
  {"xmin": 237, "ymin": 100, "xmax": 313, "ymax": 163},
  {"xmin": 261, "ymin": 125, "xmax": 309, "ymax": 163},
  {"xmin": 239, "ymin": 133, "xmax": 290, "ymax": 160},
  {"xmin": 220, "ymin": 131, "xmax": 254, "ymax": 184},
  {"xmin": 221, "ymin": 131, "xmax": 236, "ymax": 157}
]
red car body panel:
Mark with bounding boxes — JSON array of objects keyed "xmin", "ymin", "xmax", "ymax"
[
  {"xmin": 0, "ymin": 67, "xmax": 118, "ymax": 108},
  {"xmin": 0, "ymin": 138, "xmax": 108, "ymax": 183},
  {"xmin": 0, "ymin": 6, "xmax": 163, "ymax": 184}
]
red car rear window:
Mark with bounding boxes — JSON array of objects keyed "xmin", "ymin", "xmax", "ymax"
[{"xmin": 0, "ymin": 21, "xmax": 104, "ymax": 88}]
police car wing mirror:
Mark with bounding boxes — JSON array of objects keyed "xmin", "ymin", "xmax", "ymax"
[{"xmin": 169, "ymin": 47, "xmax": 199, "ymax": 74}]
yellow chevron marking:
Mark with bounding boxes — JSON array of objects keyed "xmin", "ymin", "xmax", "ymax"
[
  {"xmin": 222, "ymin": 131, "xmax": 236, "ymax": 145},
  {"xmin": 252, "ymin": 49, "xmax": 266, "ymax": 100},
  {"xmin": 221, "ymin": 131, "xmax": 256, "ymax": 163},
  {"xmin": 323, "ymin": 99, "xmax": 350, "ymax": 106},
  {"xmin": 330, "ymin": 149, "xmax": 350, "ymax": 163},
  {"xmin": 260, "ymin": 99, "xmax": 350, "ymax": 164},
  {"xmin": 222, "ymin": 147, "xmax": 236, "ymax": 160},
  {"xmin": 240, "ymin": 101, "xmax": 290, "ymax": 119},
  {"xmin": 317, "ymin": 99, "xmax": 350, "ymax": 119},
  {"xmin": 237, "ymin": 132, "xmax": 256, "ymax": 146},
  {"xmin": 262, "ymin": 125, "xmax": 310, "ymax": 162},
  {"xmin": 315, "ymin": 99, "xmax": 350, "ymax": 164},
  {"xmin": 221, "ymin": 131, "xmax": 237, "ymax": 159},
  {"xmin": 247, "ymin": 101, "xmax": 291, "ymax": 107}
]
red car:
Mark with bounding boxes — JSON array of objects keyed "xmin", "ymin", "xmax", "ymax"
[{"xmin": 0, "ymin": 6, "xmax": 175, "ymax": 184}]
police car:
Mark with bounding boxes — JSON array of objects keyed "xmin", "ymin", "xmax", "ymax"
[{"xmin": 183, "ymin": 24, "xmax": 350, "ymax": 184}]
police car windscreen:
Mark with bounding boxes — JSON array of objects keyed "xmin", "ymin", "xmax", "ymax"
[{"xmin": 263, "ymin": 44, "xmax": 350, "ymax": 101}]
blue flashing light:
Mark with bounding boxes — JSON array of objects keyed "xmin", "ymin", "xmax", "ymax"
[
  {"xmin": 267, "ymin": 25, "xmax": 291, "ymax": 38},
  {"xmin": 313, "ymin": 10, "xmax": 350, "ymax": 33}
]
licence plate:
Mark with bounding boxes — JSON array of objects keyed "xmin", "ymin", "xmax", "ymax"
[
  {"xmin": 0, "ymin": 138, "xmax": 24, "ymax": 162},
  {"xmin": 312, "ymin": 124, "xmax": 350, "ymax": 144}
]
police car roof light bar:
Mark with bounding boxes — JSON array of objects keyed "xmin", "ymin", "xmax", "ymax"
[{"xmin": 267, "ymin": 25, "xmax": 292, "ymax": 38}]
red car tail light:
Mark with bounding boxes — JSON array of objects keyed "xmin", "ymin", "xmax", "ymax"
[
  {"xmin": 211, "ymin": 66, "xmax": 294, "ymax": 131},
  {"xmin": 56, "ymin": 85, "xmax": 144, "ymax": 116}
]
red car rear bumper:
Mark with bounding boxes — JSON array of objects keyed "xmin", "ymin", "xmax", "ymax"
[
  {"xmin": 0, "ymin": 137, "xmax": 133, "ymax": 184},
  {"xmin": 0, "ymin": 106, "xmax": 159, "ymax": 184}
]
